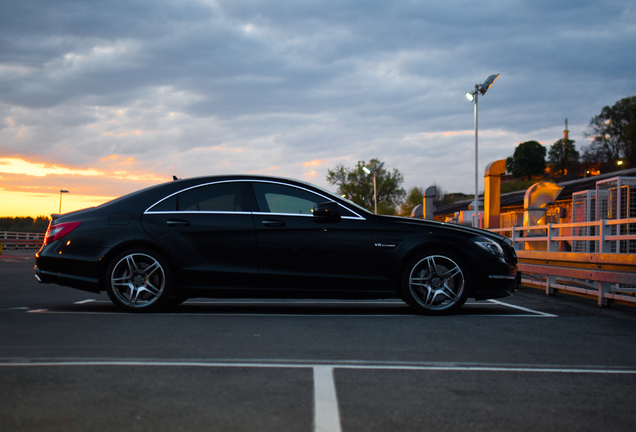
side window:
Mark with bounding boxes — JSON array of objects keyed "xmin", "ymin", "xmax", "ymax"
[
  {"xmin": 252, "ymin": 182, "xmax": 356, "ymax": 216},
  {"xmin": 253, "ymin": 183, "xmax": 320, "ymax": 214},
  {"xmin": 149, "ymin": 182, "xmax": 256, "ymax": 212}
]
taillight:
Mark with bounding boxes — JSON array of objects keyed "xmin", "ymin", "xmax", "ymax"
[{"xmin": 44, "ymin": 221, "xmax": 82, "ymax": 245}]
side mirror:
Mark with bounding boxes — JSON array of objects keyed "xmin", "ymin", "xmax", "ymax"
[{"xmin": 313, "ymin": 202, "xmax": 342, "ymax": 223}]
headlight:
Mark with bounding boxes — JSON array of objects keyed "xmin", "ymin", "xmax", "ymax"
[{"xmin": 471, "ymin": 236, "xmax": 504, "ymax": 257}]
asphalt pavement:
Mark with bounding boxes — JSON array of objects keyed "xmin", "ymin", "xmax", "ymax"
[{"xmin": 1, "ymin": 248, "xmax": 635, "ymax": 432}]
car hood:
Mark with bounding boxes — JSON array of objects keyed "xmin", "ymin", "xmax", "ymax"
[{"xmin": 378, "ymin": 215, "xmax": 511, "ymax": 244}]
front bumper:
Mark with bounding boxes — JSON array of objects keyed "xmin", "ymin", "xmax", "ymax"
[{"xmin": 471, "ymin": 256, "xmax": 518, "ymax": 300}]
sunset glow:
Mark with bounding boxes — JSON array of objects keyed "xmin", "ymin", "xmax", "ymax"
[
  {"xmin": 0, "ymin": 157, "xmax": 165, "ymax": 217},
  {"xmin": 0, "ymin": 158, "xmax": 102, "ymax": 178},
  {"xmin": 0, "ymin": 190, "xmax": 115, "ymax": 218}
]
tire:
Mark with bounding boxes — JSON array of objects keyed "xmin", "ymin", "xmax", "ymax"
[
  {"xmin": 401, "ymin": 250, "xmax": 470, "ymax": 315},
  {"xmin": 106, "ymin": 249, "xmax": 174, "ymax": 313}
]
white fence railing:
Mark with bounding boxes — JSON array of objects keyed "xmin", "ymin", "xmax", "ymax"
[
  {"xmin": 0, "ymin": 231, "xmax": 45, "ymax": 250},
  {"xmin": 0, "ymin": 231, "xmax": 45, "ymax": 240},
  {"xmin": 489, "ymin": 217, "xmax": 636, "ymax": 253}
]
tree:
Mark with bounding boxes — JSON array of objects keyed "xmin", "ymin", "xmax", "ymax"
[
  {"xmin": 326, "ymin": 158, "xmax": 406, "ymax": 214},
  {"xmin": 583, "ymin": 96, "xmax": 636, "ymax": 169},
  {"xmin": 548, "ymin": 138, "xmax": 579, "ymax": 178},
  {"xmin": 399, "ymin": 186, "xmax": 424, "ymax": 216},
  {"xmin": 0, "ymin": 216, "xmax": 50, "ymax": 233},
  {"xmin": 506, "ymin": 141, "xmax": 546, "ymax": 181}
]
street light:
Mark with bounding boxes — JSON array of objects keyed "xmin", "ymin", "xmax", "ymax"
[
  {"xmin": 59, "ymin": 189, "xmax": 69, "ymax": 214},
  {"xmin": 466, "ymin": 74, "xmax": 499, "ymax": 228},
  {"xmin": 363, "ymin": 162, "xmax": 385, "ymax": 214}
]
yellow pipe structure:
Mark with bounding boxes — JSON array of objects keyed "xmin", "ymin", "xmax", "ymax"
[{"xmin": 484, "ymin": 159, "xmax": 507, "ymax": 229}]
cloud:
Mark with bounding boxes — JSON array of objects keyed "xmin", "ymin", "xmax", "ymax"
[{"xmin": 0, "ymin": 0, "xmax": 634, "ymax": 204}]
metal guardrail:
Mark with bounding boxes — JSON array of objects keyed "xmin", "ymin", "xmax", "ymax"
[
  {"xmin": 489, "ymin": 219, "xmax": 636, "ymax": 307},
  {"xmin": 0, "ymin": 232, "xmax": 44, "ymax": 252},
  {"xmin": 515, "ymin": 251, "xmax": 636, "ymax": 307}
]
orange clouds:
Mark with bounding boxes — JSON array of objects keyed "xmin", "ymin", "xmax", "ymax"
[
  {"xmin": 303, "ymin": 159, "xmax": 325, "ymax": 167},
  {"xmin": 0, "ymin": 158, "xmax": 102, "ymax": 177},
  {"xmin": 0, "ymin": 156, "xmax": 168, "ymax": 217},
  {"xmin": 101, "ymin": 154, "xmax": 136, "ymax": 165}
]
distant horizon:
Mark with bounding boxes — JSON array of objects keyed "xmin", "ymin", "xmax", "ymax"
[{"xmin": 1, "ymin": 187, "xmax": 118, "ymax": 218}]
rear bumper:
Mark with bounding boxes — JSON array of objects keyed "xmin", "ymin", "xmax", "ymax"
[
  {"xmin": 34, "ymin": 265, "xmax": 102, "ymax": 293},
  {"xmin": 34, "ymin": 242, "xmax": 108, "ymax": 294}
]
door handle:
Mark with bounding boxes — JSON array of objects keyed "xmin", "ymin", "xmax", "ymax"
[
  {"xmin": 166, "ymin": 219, "xmax": 191, "ymax": 227},
  {"xmin": 261, "ymin": 220, "xmax": 286, "ymax": 227}
]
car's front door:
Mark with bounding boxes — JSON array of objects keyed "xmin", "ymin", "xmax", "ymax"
[{"xmin": 250, "ymin": 181, "xmax": 387, "ymax": 293}]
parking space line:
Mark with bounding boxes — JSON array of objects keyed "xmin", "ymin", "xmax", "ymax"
[
  {"xmin": 2, "ymin": 358, "xmax": 634, "ymax": 432},
  {"xmin": 74, "ymin": 299, "xmax": 96, "ymax": 304},
  {"xmin": 21, "ymin": 310, "xmax": 555, "ymax": 317},
  {"xmin": 20, "ymin": 299, "xmax": 557, "ymax": 317},
  {"xmin": 1, "ymin": 359, "xmax": 634, "ymax": 374},
  {"xmin": 313, "ymin": 366, "xmax": 342, "ymax": 432},
  {"xmin": 24, "ymin": 310, "xmax": 419, "ymax": 317},
  {"xmin": 486, "ymin": 299, "xmax": 558, "ymax": 317}
]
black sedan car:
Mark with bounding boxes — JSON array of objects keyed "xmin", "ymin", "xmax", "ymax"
[{"xmin": 35, "ymin": 175, "xmax": 518, "ymax": 314}]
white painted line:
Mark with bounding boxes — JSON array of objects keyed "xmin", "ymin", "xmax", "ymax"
[
  {"xmin": 0, "ymin": 360, "xmax": 634, "ymax": 375},
  {"xmin": 313, "ymin": 366, "xmax": 342, "ymax": 432},
  {"xmin": 487, "ymin": 299, "xmax": 558, "ymax": 317},
  {"xmin": 23, "ymin": 310, "xmax": 550, "ymax": 318},
  {"xmin": 26, "ymin": 299, "xmax": 556, "ymax": 317},
  {"xmin": 74, "ymin": 299, "xmax": 96, "ymax": 305},
  {"xmin": 24, "ymin": 310, "xmax": 417, "ymax": 317}
]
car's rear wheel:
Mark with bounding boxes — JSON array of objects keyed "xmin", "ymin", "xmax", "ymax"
[
  {"xmin": 401, "ymin": 250, "xmax": 470, "ymax": 315},
  {"xmin": 106, "ymin": 249, "xmax": 173, "ymax": 313}
]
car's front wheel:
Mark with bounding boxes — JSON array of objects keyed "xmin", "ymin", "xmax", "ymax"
[
  {"xmin": 401, "ymin": 250, "xmax": 470, "ymax": 315},
  {"xmin": 106, "ymin": 249, "xmax": 173, "ymax": 313}
]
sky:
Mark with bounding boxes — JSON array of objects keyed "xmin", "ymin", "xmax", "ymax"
[{"xmin": 1, "ymin": 0, "xmax": 635, "ymax": 217}]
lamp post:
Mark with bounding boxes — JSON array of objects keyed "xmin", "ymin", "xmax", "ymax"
[
  {"xmin": 465, "ymin": 74, "xmax": 499, "ymax": 228},
  {"xmin": 59, "ymin": 189, "xmax": 69, "ymax": 214},
  {"xmin": 363, "ymin": 162, "xmax": 385, "ymax": 214}
]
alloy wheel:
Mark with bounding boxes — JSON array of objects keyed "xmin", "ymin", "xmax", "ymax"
[
  {"xmin": 110, "ymin": 253, "xmax": 166, "ymax": 308},
  {"xmin": 408, "ymin": 254, "xmax": 466, "ymax": 312}
]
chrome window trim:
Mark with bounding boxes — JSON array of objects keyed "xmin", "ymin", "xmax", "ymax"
[
  {"xmin": 144, "ymin": 211, "xmax": 249, "ymax": 216},
  {"xmin": 144, "ymin": 178, "xmax": 367, "ymax": 220},
  {"xmin": 252, "ymin": 211, "xmax": 364, "ymax": 220}
]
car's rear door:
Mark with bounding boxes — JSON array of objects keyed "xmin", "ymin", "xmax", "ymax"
[{"xmin": 141, "ymin": 181, "xmax": 258, "ymax": 289}]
